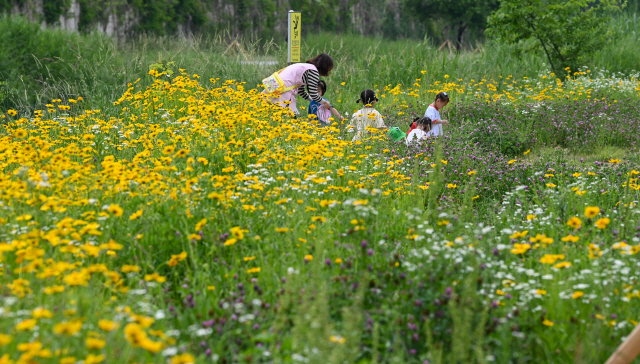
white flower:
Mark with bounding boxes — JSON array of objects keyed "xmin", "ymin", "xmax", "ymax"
[
  {"xmin": 196, "ymin": 328, "xmax": 213, "ymax": 336},
  {"xmin": 162, "ymin": 347, "xmax": 178, "ymax": 356}
]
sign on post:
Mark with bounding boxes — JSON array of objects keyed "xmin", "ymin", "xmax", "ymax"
[{"xmin": 288, "ymin": 10, "xmax": 301, "ymax": 64}]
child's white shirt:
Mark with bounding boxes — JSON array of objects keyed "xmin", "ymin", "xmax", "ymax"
[
  {"xmin": 405, "ymin": 128, "xmax": 430, "ymax": 146},
  {"xmin": 348, "ymin": 107, "xmax": 386, "ymax": 141},
  {"xmin": 424, "ymin": 104, "xmax": 443, "ymax": 136}
]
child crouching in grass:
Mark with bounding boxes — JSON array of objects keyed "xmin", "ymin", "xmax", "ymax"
[
  {"xmin": 347, "ymin": 89, "xmax": 387, "ymax": 141},
  {"xmin": 405, "ymin": 116, "xmax": 432, "ymax": 146},
  {"xmin": 407, "ymin": 91, "xmax": 450, "ymax": 136},
  {"xmin": 308, "ymin": 80, "xmax": 344, "ymax": 127}
]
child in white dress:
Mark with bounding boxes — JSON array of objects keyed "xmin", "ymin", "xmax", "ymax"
[{"xmin": 347, "ymin": 89, "xmax": 387, "ymax": 141}]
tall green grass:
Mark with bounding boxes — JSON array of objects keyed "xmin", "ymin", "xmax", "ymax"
[{"xmin": 1, "ymin": 13, "xmax": 639, "ymax": 112}]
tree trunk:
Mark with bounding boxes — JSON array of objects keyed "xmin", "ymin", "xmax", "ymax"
[{"xmin": 456, "ymin": 22, "xmax": 467, "ymax": 51}]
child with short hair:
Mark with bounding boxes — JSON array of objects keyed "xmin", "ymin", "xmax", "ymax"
[
  {"xmin": 308, "ymin": 80, "xmax": 344, "ymax": 127},
  {"xmin": 347, "ymin": 89, "xmax": 387, "ymax": 141},
  {"xmin": 405, "ymin": 116, "xmax": 432, "ymax": 146},
  {"xmin": 407, "ymin": 92, "xmax": 450, "ymax": 136}
]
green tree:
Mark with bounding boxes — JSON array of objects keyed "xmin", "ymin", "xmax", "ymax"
[
  {"xmin": 403, "ymin": 0, "xmax": 499, "ymax": 49},
  {"xmin": 432, "ymin": 0, "xmax": 499, "ymax": 49},
  {"xmin": 487, "ymin": 0, "xmax": 626, "ymax": 73}
]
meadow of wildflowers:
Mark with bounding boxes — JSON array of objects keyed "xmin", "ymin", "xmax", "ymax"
[{"xmin": 0, "ymin": 66, "xmax": 639, "ymax": 364}]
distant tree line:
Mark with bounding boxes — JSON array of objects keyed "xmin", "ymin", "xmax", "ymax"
[{"xmin": 0, "ymin": 0, "xmax": 638, "ymax": 46}]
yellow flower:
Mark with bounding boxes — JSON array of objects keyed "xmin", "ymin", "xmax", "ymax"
[
  {"xmin": 43, "ymin": 285, "xmax": 65, "ymax": 294},
  {"xmin": 330, "ymin": 335, "xmax": 346, "ymax": 344},
  {"xmin": 129, "ymin": 209, "xmax": 143, "ymax": 220},
  {"xmin": 304, "ymin": 254, "xmax": 313, "ymax": 261},
  {"xmin": 32, "ymin": 307, "xmax": 53, "ymax": 319},
  {"xmin": 171, "ymin": 354, "xmax": 196, "ymax": 364},
  {"xmin": 121, "ymin": 265, "xmax": 140, "ymax": 273},
  {"xmin": 608, "ymin": 159, "xmax": 621, "ymax": 164},
  {"xmin": 561, "ymin": 235, "xmax": 580, "ymax": 243},
  {"xmin": 15, "ymin": 318, "xmax": 37, "ymax": 331},
  {"xmin": 16, "ymin": 214, "xmax": 32, "ymax": 221},
  {"xmin": 86, "ymin": 338, "xmax": 106, "ymax": 350},
  {"xmin": 311, "ymin": 216, "xmax": 327, "ymax": 222},
  {"xmin": 511, "ymin": 243, "xmax": 531, "ymax": 254},
  {"xmin": 467, "ymin": 170, "xmax": 476, "ymax": 175},
  {"xmin": 195, "ymin": 218, "xmax": 208, "ymax": 231},
  {"xmin": 335, "ymin": 258, "xmax": 343, "ymax": 264},
  {"xmin": 53, "ymin": 319, "xmax": 83, "ymax": 336},
  {"xmin": 207, "ymin": 286, "xmax": 216, "ymax": 290},
  {"xmin": 223, "ymin": 238, "xmax": 237, "ymax": 246},
  {"xmin": 8, "ymin": 109, "xmax": 17, "ymax": 116},
  {"xmin": 536, "ymin": 289, "xmax": 547, "ymax": 295},
  {"xmin": 15, "ymin": 129, "xmax": 27, "ymax": 138},
  {"xmin": 98, "ymin": 320, "xmax": 119, "ymax": 332},
  {"xmin": 244, "ymin": 256, "xmax": 256, "ymax": 261},
  {"xmin": 107, "ymin": 204, "xmax": 123, "ymax": 217},
  {"xmin": 553, "ymin": 261, "xmax": 572, "ymax": 269},
  {"xmin": 508, "ymin": 159, "xmax": 517, "ymax": 164},
  {"xmin": 85, "ymin": 354, "xmax": 105, "ymax": 364},
  {"xmin": 0, "ymin": 334, "xmax": 12, "ymax": 346},
  {"xmin": 275, "ymin": 227, "xmax": 289, "ymax": 233},
  {"xmin": 163, "ymin": 145, "xmax": 176, "ymax": 155},
  {"xmin": 447, "ymin": 183, "xmax": 457, "ymax": 189},
  {"xmin": 542, "ymin": 319, "xmax": 554, "ymax": 327},
  {"xmin": 546, "ymin": 183, "xmax": 557, "ymax": 188},
  {"xmin": 509, "ymin": 230, "xmax": 528, "ymax": 239},
  {"xmin": 571, "ymin": 291, "xmax": 584, "ymax": 299},
  {"xmin": 594, "ymin": 217, "xmax": 610, "ymax": 229},
  {"xmin": 567, "ymin": 217, "xmax": 582, "ymax": 229},
  {"xmin": 230, "ymin": 226, "xmax": 246, "ymax": 240},
  {"xmin": 173, "ymin": 149, "xmax": 189, "ymax": 158},
  {"xmin": 584, "ymin": 206, "xmax": 600, "ymax": 218},
  {"xmin": 246, "ymin": 267, "xmax": 261, "ymax": 273},
  {"xmin": 540, "ymin": 254, "xmax": 565, "ymax": 264},
  {"xmin": 523, "ymin": 149, "xmax": 531, "ymax": 155},
  {"xmin": 168, "ymin": 251, "xmax": 188, "ymax": 267},
  {"xmin": 573, "ymin": 172, "xmax": 582, "ymax": 177},
  {"xmin": 144, "ymin": 273, "xmax": 167, "ymax": 283},
  {"xmin": 440, "ymin": 160, "xmax": 447, "ymax": 165},
  {"xmin": 526, "ymin": 214, "xmax": 537, "ymax": 221}
]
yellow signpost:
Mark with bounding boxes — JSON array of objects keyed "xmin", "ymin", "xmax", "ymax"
[{"xmin": 288, "ymin": 10, "xmax": 301, "ymax": 63}]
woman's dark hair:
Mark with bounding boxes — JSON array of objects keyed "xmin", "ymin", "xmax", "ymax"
[
  {"xmin": 357, "ymin": 89, "xmax": 378, "ymax": 105},
  {"xmin": 318, "ymin": 80, "xmax": 327, "ymax": 96},
  {"xmin": 306, "ymin": 53, "xmax": 334, "ymax": 77},
  {"xmin": 410, "ymin": 116, "xmax": 432, "ymax": 130},
  {"xmin": 435, "ymin": 91, "xmax": 450, "ymax": 103}
]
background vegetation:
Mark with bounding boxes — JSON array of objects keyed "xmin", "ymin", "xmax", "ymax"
[{"xmin": 1, "ymin": 10, "xmax": 639, "ymax": 112}]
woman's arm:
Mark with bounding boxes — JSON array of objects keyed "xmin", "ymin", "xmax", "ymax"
[{"xmin": 299, "ymin": 70, "xmax": 324, "ymax": 103}]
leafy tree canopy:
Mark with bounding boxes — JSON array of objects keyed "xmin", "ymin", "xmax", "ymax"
[{"xmin": 487, "ymin": 0, "xmax": 626, "ymax": 73}]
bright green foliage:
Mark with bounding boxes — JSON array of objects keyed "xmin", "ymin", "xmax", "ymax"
[{"xmin": 487, "ymin": 0, "xmax": 626, "ymax": 73}]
